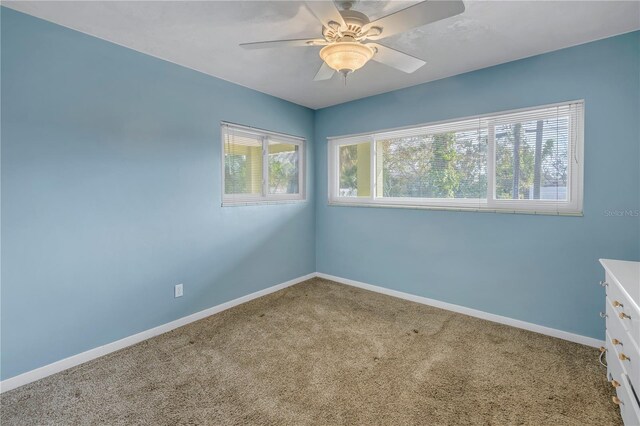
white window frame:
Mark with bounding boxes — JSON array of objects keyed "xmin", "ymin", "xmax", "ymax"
[
  {"xmin": 327, "ymin": 100, "xmax": 584, "ymax": 215},
  {"xmin": 222, "ymin": 122, "xmax": 305, "ymax": 206}
]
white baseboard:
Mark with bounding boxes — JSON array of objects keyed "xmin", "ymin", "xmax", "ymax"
[
  {"xmin": 0, "ymin": 273, "xmax": 315, "ymax": 394},
  {"xmin": 1, "ymin": 271, "xmax": 603, "ymax": 393},
  {"xmin": 316, "ymin": 272, "xmax": 604, "ymax": 348}
]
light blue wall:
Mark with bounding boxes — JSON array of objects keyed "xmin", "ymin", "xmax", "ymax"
[
  {"xmin": 315, "ymin": 31, "xmax": 640, "ymax": 340},
  {"xmin": 2, "ymin": 6, "xmax": 639, "ymax": 382},
  {"xmin": 0, "ymin": 8, "xmax": 315, "ymax": 380}
]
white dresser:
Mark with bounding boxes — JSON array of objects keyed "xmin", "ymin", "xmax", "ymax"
[{"xmin": 600, "ymin": 259, "xmax": 640, "ymax": 425}]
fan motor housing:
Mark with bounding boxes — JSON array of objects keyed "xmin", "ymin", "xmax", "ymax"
[
  {"xmin": 323, "ymin": 8, "xmax": 371, "ymax": 42},
  {"xmin": 340, "ymin": 9, "xmax": 370, "ymax": 34}
]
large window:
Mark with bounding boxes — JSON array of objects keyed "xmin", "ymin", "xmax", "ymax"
[
  {"xmin": 328, "ymin": 101, "xmax": 584, "ymax": 215},
  {"xmin": 222, "ymin": 123, "xmax": 305, "ymax": 205}
]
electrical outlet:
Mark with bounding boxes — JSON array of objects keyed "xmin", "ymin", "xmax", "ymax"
[{"xmin": 175, "ymin": 283, "xmax": 183, "ymax": 298}]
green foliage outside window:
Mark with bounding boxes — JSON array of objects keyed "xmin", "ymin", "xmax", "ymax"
[
  {"xmin": 378, "ymin": 130, "xmax": 487, "ymax": 199},
  {"xmin": 225, "ymin": 154, "xmax": 248, "ymax": 194},
  {"xmin": 495, "ymin": 119, "xmax": 568, "ymax": 200},
  {"xmin": 269, "ymin": 151, "xmax": 299, "ymax": 194}
]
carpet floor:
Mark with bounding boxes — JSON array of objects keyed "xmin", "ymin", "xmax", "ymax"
[{"xmin": 1, "ymin": 278, "xmax": 621, "ymax": 425}]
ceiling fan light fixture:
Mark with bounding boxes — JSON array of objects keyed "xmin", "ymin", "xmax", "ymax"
[{"xmin": 319, "ymin": 42, "xmax": 375, "ymax": 75}]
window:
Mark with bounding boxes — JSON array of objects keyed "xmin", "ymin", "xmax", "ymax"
[
  {"xmin": 222, "ymin": 123, "xmax": 305, "ymax": 205},
  {"xmin": 328, "ymin": 101, "xmax": 584, "ymax": 215}
]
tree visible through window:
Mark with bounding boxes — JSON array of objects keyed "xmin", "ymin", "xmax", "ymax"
[
  {"xmin": 377, "ymin": 129, "xmax": 487, "ymax": 199},
  {"xmin": 495, "ymin": 117, "xmax": 568, "ymax": 200},
  {"xmin": 269, "ymin": 142, "xmax": 299, "ymax": 195},
  {"xmin": 225, "ymin": 154, "xmax": 248, "ymax": 194},
  {"xmin": 328, "ymin": 101, "xmax": 583, "ymax": 214}
]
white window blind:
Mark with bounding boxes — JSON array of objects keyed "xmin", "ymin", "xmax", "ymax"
[
  {"xmin": 376, "ymin": 122, "xmax": 488, "ymax": 201},
  {"xmin": 224, "ymin": 128, "xmax": 263, "ymax": 198},
  {"xmin": 222, "ymin": 123, "xmax": 305, "ymax": 205},
  {"xmin": 327, "ymin": 101, "xmax": 584, "ymax": 215}
]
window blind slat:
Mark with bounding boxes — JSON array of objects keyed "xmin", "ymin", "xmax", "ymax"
[{"xmin": 376, "ymin": 118, "xmax": 488, "ymax": 140}]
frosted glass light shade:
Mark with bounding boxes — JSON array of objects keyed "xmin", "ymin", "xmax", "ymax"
[{"xmin": 319, "ymin": 42, "xmax": 375, "ymax": 74}]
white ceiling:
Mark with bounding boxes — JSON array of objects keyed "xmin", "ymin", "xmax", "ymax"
[{"xmin": 4, "ymin": 1, "xmax": 640, "ymax": 109}]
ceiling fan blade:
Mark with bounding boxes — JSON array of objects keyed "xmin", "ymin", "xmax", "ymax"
[
  {"xmin": 305, "ymin": 1, "xmax": 346, "ymax": 29},
  {"xmin": 368, "ymin": 43, "xmax": 426, "ymax": 73},
  {"xmin": 240, "ymin": 38, "xmax": 327, "ymax": 50},
  {"xmin": 364, "ymin": 1, "xmax": 465, "ymax": 40},
  {"xmin": 314, "ymin": 62, "xmax": 335, "ymax": 81}
]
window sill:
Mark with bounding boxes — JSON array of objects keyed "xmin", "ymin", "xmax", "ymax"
[
  {"xmin": 222, "ymin": 199, "xmax": 306, "ymax": 207},
  {"xmin": 327, "ymin": 200, "xmax": 583, "ymax": 216}
]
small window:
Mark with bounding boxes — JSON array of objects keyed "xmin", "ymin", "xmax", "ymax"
[
  {"xmin": 328, "ymin": 101, "xmax": 584, "ymax": 215},
  {"xmin": 222, "ymin": 123, "xmax": 305, "ymax": 205}
]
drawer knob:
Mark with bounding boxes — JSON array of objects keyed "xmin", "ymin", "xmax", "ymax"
[
  {"xmin": 619, "ymin": 353, "xmax": 630, "ymax": 362},
  {"xmin": 619, "ymin": 312, "xmax": 631, "ymax": 320},
  {"xmin": 612, "ymin": 396, "xmax": 623, "ymax": 405},
  {"xmin": 611, "ymin": 380, "xmax": 621, "ymax": 388},
  {"xmin": 599, "ymin": 346, "xmax": 607, "ymax": 353},
  {"xmin": 613, "ymin": 300, "xmax": 624, "ymax": 308},
  {"xmin": 599, "ymin": 281, "xmax": 609, "ymax": 287},
  {"xmin": 612, "ymin": 338, "xmax": 623, "ymax": 346}
]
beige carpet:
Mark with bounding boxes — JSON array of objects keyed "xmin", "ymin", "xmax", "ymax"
[{"xmin": 1, "ymin": 278, "xmax": 621, "ymax": 425}]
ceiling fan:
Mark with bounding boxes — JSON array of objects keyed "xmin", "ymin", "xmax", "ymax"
[{"xmin": 240, "ymin": 0, "xmax": 465, "ymax": 81}]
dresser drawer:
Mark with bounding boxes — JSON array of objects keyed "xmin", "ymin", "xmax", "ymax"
[
  {"xmin": 616, "ymin": 377, "xmax": 640, "ymax": 426},
  {"xmin": 606, "ymin": 298, "xmax": 640, "ymax": 392},
  {"xmin": 607, "ymin": 330, "xmax": 626, "ymax": 385},
  {"xmin": 606, "ymin": 271, "xmax": 640, "ymax": 350},
  {"xmin": 607, "ymin": 332, "xmax": 640, "ymax": 426}
]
